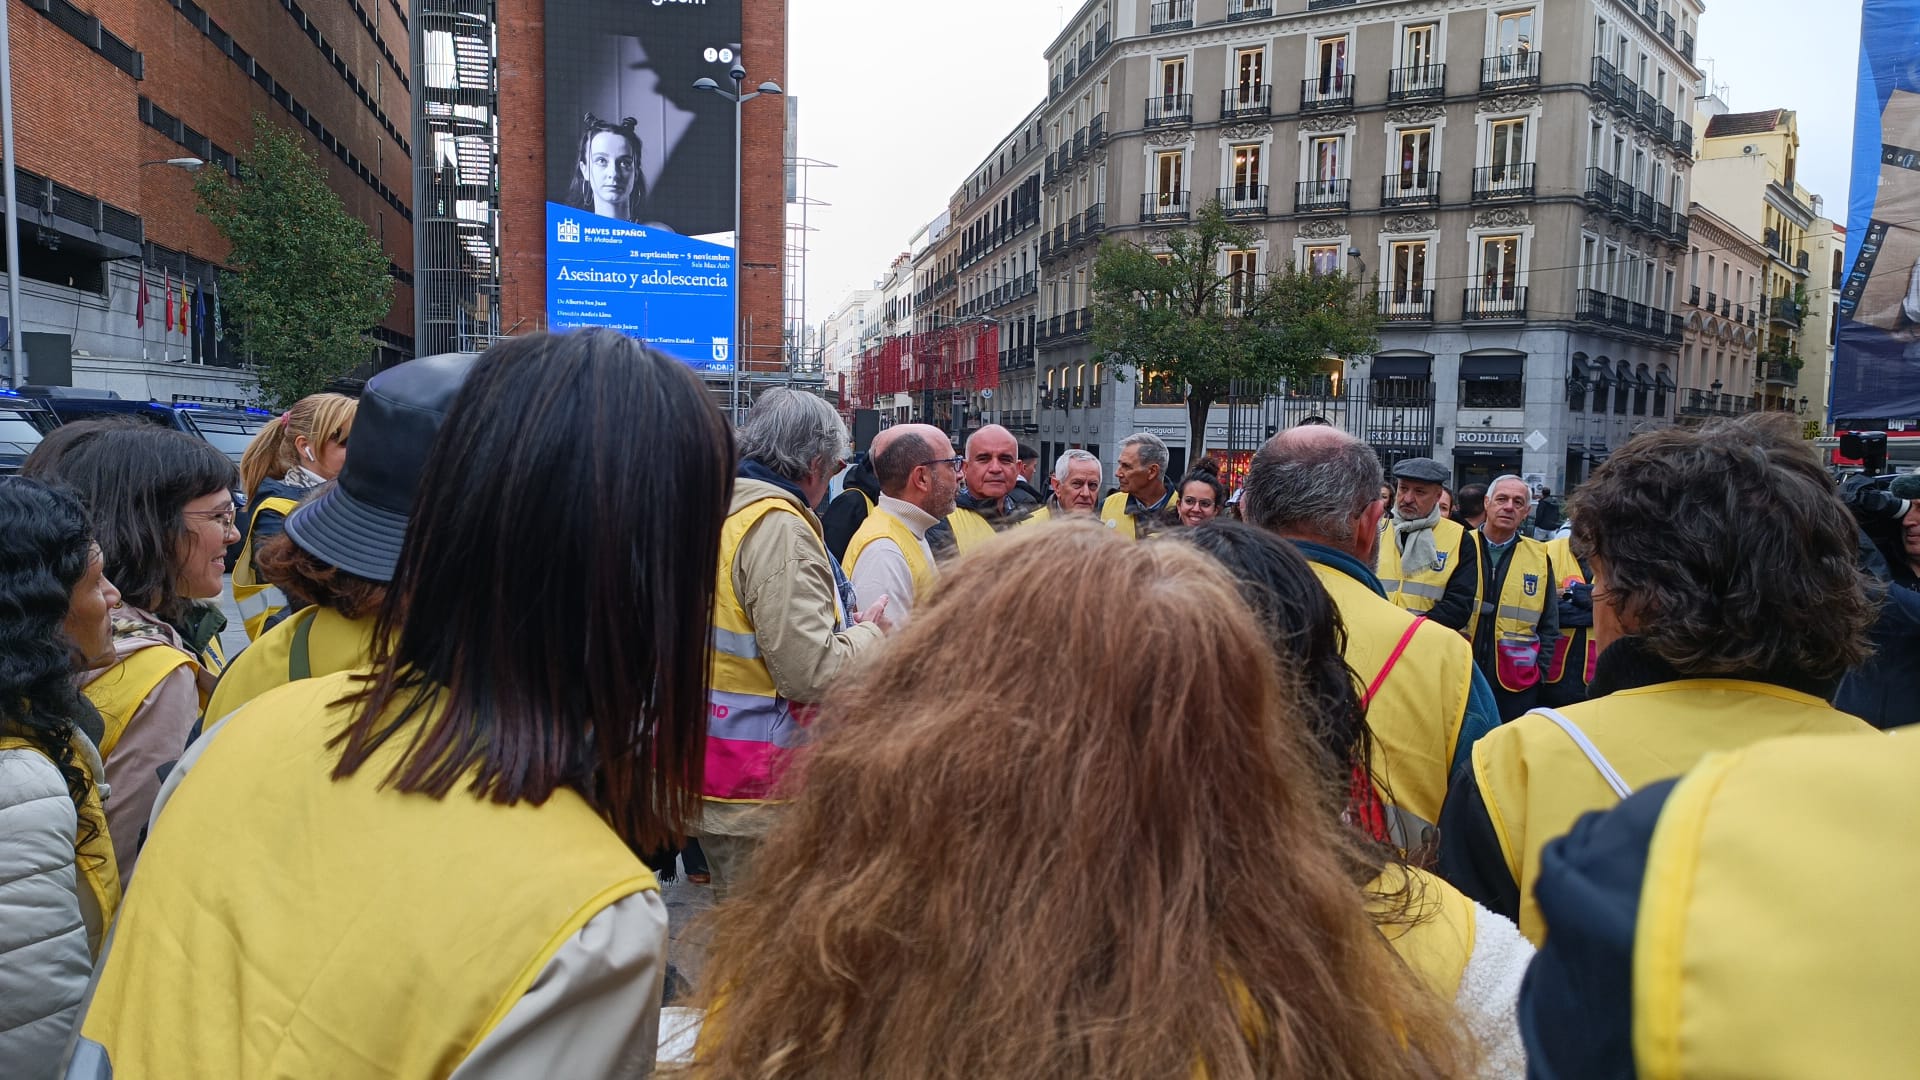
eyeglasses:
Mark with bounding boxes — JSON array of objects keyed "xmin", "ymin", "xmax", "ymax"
[
  {"xmin": 916, "ymin": 456, "xmax": 964, "ymax": 474},
  {"xmin": 183, "ymin": 506, "xmax": 238, "ymax": 530}
]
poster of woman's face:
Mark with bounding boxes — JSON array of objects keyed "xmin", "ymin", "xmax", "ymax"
[{"xmin": 544, "ymin": 1, "xmax": 741, "ymax": 239}]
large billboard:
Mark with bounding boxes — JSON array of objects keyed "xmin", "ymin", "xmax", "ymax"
[
  {"xmin": 1835, "ymin": 0, "xmax": 1920, "ymax": 420},
  {"xmin": 545, "ymin": 0, "xmax": 741, "ymax": 372}
]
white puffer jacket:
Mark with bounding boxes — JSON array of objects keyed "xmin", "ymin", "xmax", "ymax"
[{"xmin": 0, "ymin": 742, "xmax": 102, "ymax": 1080}]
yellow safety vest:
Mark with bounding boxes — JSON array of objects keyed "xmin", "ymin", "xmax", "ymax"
[
  {"xmin": 78, "ymin": 672, "xmax": 658, "ymax": 1078},
  {"xmin": 1370, "ymin": 864, "xmax": 1476, "ymax": 1002},
  {"xmin": 204, "ymin": 606, "xmax": 377, "ymax": 724},
  {"xmin": 1479, "ymin": 535, "xmax": 1553, "ymax": 693},
  {"xmin": 1633, "ymin": 730, "xmax": 1913, "ymax": 1079},
  {"xmin": 1541, "ymin": 536, "xmax": 1595, "ymax": 691},
  {"xmin": 844, "ymin": 505, "xmax": 938, "ymax": 608},
  {"xmin": 1308, "ymin": 562, "xmax": 1473, "ymax": 849},
  {"xmin": 1471, "ymin": 679, "xmax": 1874, "ymax": 945},
  {"xmin": 943, "ymin": 506, "xmax": 1002, "ymax": 556},
  {"xmin": 1376, "ymin": 517, "xmax": 1481, "ymax": 637},
  {"xmin": 706, "ymin": 497, "xmax": 843, "ymax": 803},
  {"xmin": 81, "ymin": 645, "xmax": 201, "ymax": 757},
  {"xmin": 1099, "ymin": 490, "xmax": 1171, "ymax": 540},
  {"xmin": 231, "ymin": 495, "xmax": 301, "ymax": 640},
  {"xmin": 0, "ymin": 732, "xmax": 119, "ymax": 956}
]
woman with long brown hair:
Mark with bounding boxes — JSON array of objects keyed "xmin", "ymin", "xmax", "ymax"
[
  {"xmin": 685, "ymin": 521, "xmax": 1472, "ymax": 1079},
  {"xmin": 232, "ymin": 392, "xmax": 357, "ymax": 638}
]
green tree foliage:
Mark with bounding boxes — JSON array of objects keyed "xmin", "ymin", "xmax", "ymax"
[
  {"xmin": 196, "ymin": 115, "xmax": 393, "ymax": 406},
  {"xmin": 1089, "ymin": 199, "xmax": 1380, "ymax": 456}
]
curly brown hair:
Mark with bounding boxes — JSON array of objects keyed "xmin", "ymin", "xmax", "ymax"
[
  {"xmin": 253, "ymin": 533, "xmax": 387, "ymax": 620},
  {"xmin": 1568, "ymin": 411, "xmax": 1875, "ymax": 680},
  {"xmin": 686, "ymin": 522, "xmax": 1472, "ymax": 1080}
]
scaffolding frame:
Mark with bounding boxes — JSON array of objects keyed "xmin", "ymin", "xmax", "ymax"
[{"xmin": 411, "ymin": 0, "xmax": 501, "ymax": 357}]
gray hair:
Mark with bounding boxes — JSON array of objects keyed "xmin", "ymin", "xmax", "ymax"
[
  {"xmin": 1053, "ymin": 448, "xmax": 1100, "ymax": 483},
  {"xmin": 734, "ymin": 388, "xmax": 848, "ymax": 484},
  {"xmin": 1241, "ymin": 431, "xmax": 1383, "ymax": 545},
  {"xmin": 1119, "ymin": 432, "xmax": 1169, "ymax": 475},
  {"xmin": 1488, "ymin": 474, "xmax": 1532, "ymax": 503}
]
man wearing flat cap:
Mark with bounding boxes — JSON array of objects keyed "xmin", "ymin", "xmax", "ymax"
[{"xmin": 1376, "ymin": 457, "xmax": 1483, "ymax": 635}]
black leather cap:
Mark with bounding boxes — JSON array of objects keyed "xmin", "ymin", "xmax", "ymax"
[{"xmin": 282, "ymin": 352, "xmax": 478, "ymax": 582}]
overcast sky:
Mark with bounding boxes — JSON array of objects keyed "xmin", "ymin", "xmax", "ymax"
[{"xmin": 791, "ymin": 0, "xmax": 1865, "ymax": 325}]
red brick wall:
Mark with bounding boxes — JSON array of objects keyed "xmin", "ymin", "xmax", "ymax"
[
  {"xmin": 6, "ymin": 0, "xmax": 415, "ymax": 340},
  {"xmin": 498, "ymin": 0, "xmax": 787, "ymax": 371}
]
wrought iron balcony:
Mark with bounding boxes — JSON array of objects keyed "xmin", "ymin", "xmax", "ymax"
[
  {"xmin": 1218, "ymin": 184, "xmax": 1269, "ymax": 217},
  {"xmin": 1771, "ymin": 297, "xmax": 1803, "ymax": 328},
  {"xmin": 1764, "ymin": 359, "xmax": 1799, "ymax": 387},
  {"xmin": 1295, "ymin": 178, "xmax": 1350, "ymax": 213},
  {"xmin": 1674, "ymin": 119, "xmax": 1694, "ymax": 153},
  {"xmin": 1463, "ymin": 287, "xmax": 1528, "ymax": 321},
  {"xmin": 1591, "ymin": 56, "xmax": 1619, "ymax": 99},
  {"xmin": 1681, "ymin": 31, "xmax": 1695, "ymax": 62},
  {"xmin": 1145, "ymin": 93, "xmax": 1194, "ymax": 127},
  {"xmin": 1472, "ymin": 163, "xmax": 1535, "ymax": 201},
  {"xmin": 1081, "ymin": 203, "xmax": 1105, "ymax": 238},
  {"xmin": 1307, "ymin": 0, "xmax": 1357, "ymax": 8},
  {"xmin": 1379, "ymin": 289, "xmax": 1435, "ymax": 322},
  {"xmin": 1689, "ymin": 285, "xmax": 1701, "ymax": 307},
  {"xmin": 1482, "ymin": 51, "xmax": 1541, "ymax": 91},
  {"xmin": 1221, "ymin": 84, "xmax": 1271, "ymax": 119},
  {"xmin": 1301, "ymin": 74, "xmax": 1355, "ymax": 112},
  {"xmin": 1141, "ymin": 190, "xmax": 1190, "ymax": 223},
  {"xmin": 1381, "ymin": 171, "xmax": 1440, "ymax": 208},
  {"xmin": 1226, "ymin": 0, "xmax": 1273, "ymax": 20},
  {"xmin": 1090, "ymin": 113, "xmax": 1107, "ymax": 146},
  {"xmin": 1389, "ymin": 64, "xmax": 1446, "ymax": 101},
  {"xmin": 1585, "ymin": 166, "xmax": 1619, "ymax": 207},
  {"xmin": 1073, "ymin": 128, "xmax": 1087, "ymax": 159},
  {"xmin": 1149, "ymin": 0, "xmax": 1193, "ymax": 32}
]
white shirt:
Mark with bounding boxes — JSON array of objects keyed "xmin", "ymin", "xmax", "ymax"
[{"xmin": 848, "ymin": 495, "xmax": 940, "ymax": 627}]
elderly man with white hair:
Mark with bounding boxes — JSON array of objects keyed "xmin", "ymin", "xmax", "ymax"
[
  {"xmin": 700, "ymin": 388, "xmax": 889, "ymax": 897},
  {"xmin": 1473, "ymin": 474, "xmax": 1560, "ymax": 721},
  {"xmin": 1101, "ymin": 432, "xmax": 1175, "ymax": 539},
  {"xmin": 1025, "ymin": 449, "xmax": 1103, "ymax": 523}
]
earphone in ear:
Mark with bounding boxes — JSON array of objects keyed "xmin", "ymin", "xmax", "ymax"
[{"xmin": 303, "ymin": 446, "xmax": 316, "ymax": 461}]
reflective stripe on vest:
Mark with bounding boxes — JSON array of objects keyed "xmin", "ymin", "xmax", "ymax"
[
  {"xmin": 232, "ymin": 495, "xmax": 301, "ymax": 640},
  {"xmin": 1482, "ymin": 535, "xmax": 1552, "ymax": 693},
  {"xmin": 1375, "ymin": 518, "xmax": 1476, "ymax": 635},
  {"xmin": 706, "ymin": 498, "xmax": 836, "ymax": 802},
  {"xmin": 1469, "ymin": 680, "xmax": 1874, "ymax": 945},
  {"xmin": 1543, "ymin": 536, "xmax": 1597, "ymax": 686},
  {"xmin": 76, "ymin": 671, "xmax": 656, "ymax": 1079},
  {"xmin": 1633, "ymin": 731, "xmax": 1917, "ymax": 1079}
]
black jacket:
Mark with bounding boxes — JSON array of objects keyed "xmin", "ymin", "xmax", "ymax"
[{"xmin": 821, "ymin": 455, "xmax": 881, "ymax": 563}]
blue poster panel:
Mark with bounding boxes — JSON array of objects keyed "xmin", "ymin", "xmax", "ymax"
[
  {"xmin": 544, "ymin": 0, "xmax": 741, "ymax": 373},
  {"xmin": 1835, "ymin": 0, "xmax": 1920, "ymax": 420}
]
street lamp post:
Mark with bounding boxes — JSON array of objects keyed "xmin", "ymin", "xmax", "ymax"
[{"xmin": 695, "ymin": 67, "xmax": 781, "ymax": 421}]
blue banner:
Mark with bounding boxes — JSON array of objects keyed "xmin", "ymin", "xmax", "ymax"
[
  {"xmin": 544, "ymin": 1, "xmax": 741, "ymax": 373},
  {"xmin": 1835, "ymin": 0, "xmax": 1920, "ymax": 421}
]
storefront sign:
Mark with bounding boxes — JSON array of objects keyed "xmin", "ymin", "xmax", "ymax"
[{"xmin": 1456, "ymin": 429, "xmax": 1524, "ymax": 447}]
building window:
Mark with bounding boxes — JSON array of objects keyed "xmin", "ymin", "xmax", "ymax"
[
  {"xmin": 1091, "ymin": 362, "xmax": 1104, "ymax": 406},
  {"xmin": 1389, "ymin": 240, "xmax": 1428, "ymax": 303},
  {"xmin": 1462, "ymin": 373, "xmax": 1524, "ymax": 409},
  {"xmin": 1496, "ymin": 8, "xmax": 1535, "ymax": 58},
  {"xmin": 1227, "ymin": 248, "xmax": 1257, "ymax": 311},
  {"xmin": 1633, "ymin": 364, "xmax": 1650, "ymax": 416},
  {"xmin": 1489, "ymin": 117, "xmax": 1528, "ymax": 178},
  {"xmin": 1159, "ymin": 56, "xmax": 1187, "ymax": 99},
  {"xmin": 1403, "ymin": 22, "xmax": 1440, "ymax": 70},
  {"xmin": 1305, "ymin": 244, "xmax": 1342, "ymax": 275},
  {"xmin": 1314, "ymin": 35, "xmax": 1348, "ymax": 90},
  {"xmin": 1154, "ymin": 150, "xmax": 1184, "ymax": 204},
  {"xmin": 1310, "ymin": 134, "xmax": 1345, "ymax": 181},
  {"xmin": 1481, "ymin": 235, "xmax": 1522, "ymax": 296},
  {"xmin": 1235, "ymin": 47, "xmax": 1264, "ymax": 95},
  {"xmin": 1230, "ymin": 143, "xmax": 1263, "ymax": 195},
  {"xmin": 1398, "ymin": 127, "xmax": 1434, "ymax": 180},
  {"xmin": 1141, "ymin": 369, "xmax": 1185, "ymax": 405}
]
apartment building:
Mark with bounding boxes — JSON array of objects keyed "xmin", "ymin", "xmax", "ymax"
[
  {"xmin": 1032, "ymin": 0, "xmax": 1702, "ymax": 490},
  {"xmin": 953, "ymin": 109, "xmax": 1047, "ymax": 442},
  {"xmin": 1677, "ymin": 204, "xmax": 1765, "ymax": 420}
]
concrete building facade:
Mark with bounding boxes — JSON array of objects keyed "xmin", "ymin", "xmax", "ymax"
[
  {"xmin": 953, "ymin": 108, "xmax": 1045, "ymax": 443},
  {"xmin": 1030, "ymin": 0, "xmax": 1704, "ymax": 491},
  {"xmin": 1677, "ymin": 203, "xmax": 1764, "ymax": 415}
]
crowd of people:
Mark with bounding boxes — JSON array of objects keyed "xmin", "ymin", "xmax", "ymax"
[{"xmin": 0, "ymin": 328, "xmax": 1915, "ymax": 1078}]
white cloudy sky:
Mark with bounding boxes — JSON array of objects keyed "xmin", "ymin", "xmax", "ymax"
[{"xmin": 791, "ymin": 0, "xmax": 1864, "ymax": 325}]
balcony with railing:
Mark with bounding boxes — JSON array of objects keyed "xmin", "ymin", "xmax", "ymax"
[
  {"xmin": 1382, "ymin": 171, "xmax": 1440, "ymax": 208},
  {"xmin": 1081, "ymin": 203, "xmax": 1105, "ymax": 239},
  {"xmin": 1473, "ymin": 163, "xmax": 1535, "ymax": 201},
  {"xmin": 1770, "ymin": 296, "xmax": 1803, "ymax": 328},
  {"xmin": 1705, "ymin": 292, "xmax": 1717, "ymax": 312},
  {"xmin": 1141, "ymin": 190, "xmax": 1190, "ymax": 223},
  {"xmin": 1219, "ymin": 184, "xmax": 1269, "ymax": 217},
  {"xmin": 1227, "ymin": 0, "xmax": 1273, "ymax": 20},
  {"xmin": 1057, "ymin": 140, "xmax": 1073, "ymax": 169},
  {"xmin": 1090, "ymin": 112, "xmax": 1107, "ymax": 146},
  {"xmin": 1689, "ymin": 284, "xmax": 1701, "ymax": 307},
  {"xmin": 1719, "ymin": 297, "xmax": 1731, "ymax": 318},
  {"xmin": 1295, "ymin": 178, "xmax": 1351, "ymax": 213},
  {"xmin": 1463, "ymin": 287, "xmax": 1528, "ymax": 321},
  {"xmin": 1389, "ymin": 64, "xmax": 1446, "ymax": 101},
  {"xmin": 1073, "ymin": 127, "xmax": 1087, "ymax": 160},
  {"xmin": 1576, "ymin": 289, "xmax": 1680, "ymax": 340},
  {"xmin": 1482, "ymin": 51, "xmax": 1541, "ymax": 91},
  {"xmin": 1301, "ymin": 74, "xmax": 1355, "ymax": 112},
  {"xmin": 1763, "ymin": 359, "xmax": 1800, "ymax": 387},
  {"xmin": 1661, "ymin": 12, "xmax": 1676, "ymax": 43},
  {"xmin": 1672, "ymin": 118, "xmax": 1694, "ymax": 154},
  {"xmin": 1307, "ymin": 0, "xmax": 1357, "ymax": 8},
  {"xmin": 1221, "ymin": 84, "xmax": 1272, "ymax": 119},
  {"xmin": 1681, "ymin": 30, "xmax": 1695, "ymax": 62},
  {"xmin": 1679, "ymin": 388, "xmax": 1754, "ymax": 419},
  {"xmin": 1379, "ymin": 290, "xmax": 1435, "ymax": 322},
  {"xmin": 1095, "ymin": 22, "xmax": 1110, "ymax": 53},
  {"xmin": 1149, "ymin": 0, "xmax": 1193, "ymax": 32},
  {"xmin": 1145, "ymin": 93, "xmax": 1194, "ymax": 127}
]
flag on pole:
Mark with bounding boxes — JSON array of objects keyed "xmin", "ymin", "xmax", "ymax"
[
  {"xmin": 212, "ymin": 276, "xmax": 222, "ymax": 346},
  {"xmin": 179, "ymin": 279, "xmax": 190, "ymax": 336},
  {"xmin": 194, "ymin": 282, "xmax": 205, "ymax": 342},
  {"xmin": 136, "ymin": 272, "xmax": 147, "ymax": 329},
  {"xmin": 164, "ymin": 270, "xmax": 175, "ymax": 331}
]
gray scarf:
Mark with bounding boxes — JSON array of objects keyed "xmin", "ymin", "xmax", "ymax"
[{"xmin": 1391, "ymin": 503, "xmax": 1444, "ymax": 575}]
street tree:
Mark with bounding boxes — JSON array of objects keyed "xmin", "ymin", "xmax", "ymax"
[
  {"xmin": 1089, "ymin": 198, "xmax": 1380, "ymax": 458},
  {"xmin": 196, "ymin": 114, "xmax": 393, "ymax": 406}
]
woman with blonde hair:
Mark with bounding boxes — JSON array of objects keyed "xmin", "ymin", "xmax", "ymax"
[
  {"xmin": 232, "ymin": 392, "xmax": 357, "ymax": 638},
  {"xmin": 686, "ymin": 522, "xmax": 1472, "ymax": 1079}
]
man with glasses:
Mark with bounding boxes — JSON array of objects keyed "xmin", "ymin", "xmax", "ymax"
[
  {"xmin": 846, "ymin": 423, "xmax": 960, "ymax": 627},
  {"xmin": 929, "ymin": 424, "xmax": 1032, "ymax": 560}
]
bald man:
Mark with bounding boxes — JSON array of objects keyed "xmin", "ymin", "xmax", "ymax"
[
  {"xmin": 1239, "ymin": 425, "xmax": 1501, "ymax": 852},
  {"xmin": 928, "ymin": 424, "xmax": 1032, "ymax": 560},
  {"xmin": 844, "ymin": 424, "xmax": 960, "ymax": 626}
]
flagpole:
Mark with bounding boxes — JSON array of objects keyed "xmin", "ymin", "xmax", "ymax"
[{"xmin": 0, "ymin": 0, "xmax": 26, "ymax": 384}]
